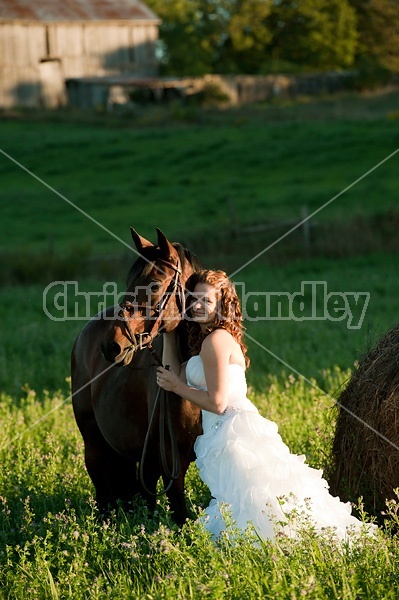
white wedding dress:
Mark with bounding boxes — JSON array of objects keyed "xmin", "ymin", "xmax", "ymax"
[{"xmin": 186, "ymin": 355, "xmax": 375, "ymax": 542}]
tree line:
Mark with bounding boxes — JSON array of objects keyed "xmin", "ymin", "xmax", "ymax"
[{"xmin": 145, "ymin": 0, "xmax": 399, "ymax": 79}]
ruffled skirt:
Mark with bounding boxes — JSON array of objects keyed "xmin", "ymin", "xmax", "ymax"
[{"xmin": 194, "ymin": 408, "xmax": 375, "ymax": 542}]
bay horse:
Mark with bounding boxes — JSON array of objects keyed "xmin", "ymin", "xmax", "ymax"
[{"xmin": 71, "ymin": 228, "xmax": 202, "ymax": 524}]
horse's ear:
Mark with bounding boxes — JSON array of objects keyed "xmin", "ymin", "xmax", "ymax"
[
  {"xmin": 130, "ymin": 228, "xmax": 153, "ymax": 253},
  {"xmin": 156, "ymin": 227, "xmax": 176, "ymax": 259}
]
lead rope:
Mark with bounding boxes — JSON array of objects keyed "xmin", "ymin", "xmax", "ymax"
[{"xmin": 139, "ymin": 345, "xmax": 181, "ymax": 497}]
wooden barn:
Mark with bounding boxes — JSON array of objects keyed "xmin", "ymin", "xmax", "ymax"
[{"xmin": 0, "ymin": 0, "xmax": 160, "ymax": 108}]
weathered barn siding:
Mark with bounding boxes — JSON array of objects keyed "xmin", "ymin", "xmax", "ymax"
[
  {"xmin": 45, "ymin": 23, "xmax": 158, "ymax": 77},
  {"xmin": 0, "ymin": 0, "xmax": 160, "ymax": 107},
  {"xmin": 0, "ymin": 23, "xmax": 47, "ymax": 106}
]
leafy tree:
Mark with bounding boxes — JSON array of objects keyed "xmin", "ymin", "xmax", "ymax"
[
  {"xmin": 146, "ymin": 0, "xmax": 398, "ymax": 77},
  {"xmin": 267, "ymin": 0, "xmax": 358, "ymax": 71},
  {"xmin": 145, "ymin": 0, "xmax": 230, "ymax": 75},
  {"xmin": 223, "ymin": 0, "xmax": 274, "ymax": 72},
  {"xmin": 146, "ymin": 0, "xmax": 275, "ymax": 75},
  {"xmin": 349, "ymin": 0, "xmax": 399, "ymax": 73}
]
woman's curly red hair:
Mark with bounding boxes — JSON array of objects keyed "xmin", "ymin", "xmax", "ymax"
[{"xmin": 185, "ymin": 269, "xmax": 250, "ymax": 368}]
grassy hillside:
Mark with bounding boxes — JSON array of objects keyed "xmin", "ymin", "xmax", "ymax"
[
  {"xmin": 1, "ymin": 88, "xmax": 399, "ymax": 260},
  {"xmin": 1, "ymin": 90, "xmax": 399, "ymax": 599},
  {"xmin": 1, "ymin": 89, "xmax": 399, "ymax": 392}
]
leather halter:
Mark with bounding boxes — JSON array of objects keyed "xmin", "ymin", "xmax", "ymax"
[{"xmin": 118, "ymin": 257, "xmax": 185, "ymax": 353}]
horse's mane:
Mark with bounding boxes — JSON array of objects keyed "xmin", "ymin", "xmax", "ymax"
[
  {"xmin": 175, "ymin": 242, "xmax": 203, "ymax": 275},
  {"xmin": 126, "ymin": 242, "xmax": 202, "ymax": 287}
]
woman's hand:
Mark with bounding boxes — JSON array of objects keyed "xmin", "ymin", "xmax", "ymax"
[{"xmin": 156, "ymin": 366, "xmax": 181, "ymax": 393}]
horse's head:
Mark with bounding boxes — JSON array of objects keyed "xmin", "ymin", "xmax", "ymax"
[{"xmin": 101, "ymin": 227, "xmax": 200, "ymax": 366}]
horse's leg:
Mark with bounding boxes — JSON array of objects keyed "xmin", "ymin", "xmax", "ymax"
[
  {"xmin": 83, "ymin": 423, "xmax": 138, "ymax": 512},
  {"xmin": 138, "ymin": 451, "xmax": 162, "ymax": 514},
  {"xmin": 72, "ymin": 384, "xmax": 138, "ymax": 513},
  {"xmin": 164, "ymin": 457, "xmax": 191, "ymax": 525}
]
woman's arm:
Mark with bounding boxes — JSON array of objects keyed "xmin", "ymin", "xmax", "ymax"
[{"xmin": 157, "ymin": 329, "xmax": 232, "ymax": 415}]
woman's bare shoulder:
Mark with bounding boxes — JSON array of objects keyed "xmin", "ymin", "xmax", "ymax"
[{"xmin": 201, "ymin": 328, "xmax": 235, "ymax": 350}]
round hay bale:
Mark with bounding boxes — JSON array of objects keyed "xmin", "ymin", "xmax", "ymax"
[{"xmin": 328, "ymin": 323, "xmax": 399, "ymax": 519}]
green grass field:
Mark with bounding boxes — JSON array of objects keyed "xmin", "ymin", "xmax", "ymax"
[
  {"xmin": 1, "ymin": 88, "xmax": 399, "ymax": 258},
  {"xmin": 1, "ymin": 89, "xmax": 399, "ymax": 598}
]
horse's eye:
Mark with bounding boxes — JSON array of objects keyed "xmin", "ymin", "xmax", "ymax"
[{"xmin": 151, "ymin": 282, "xmax": 162, "ymax": 293}]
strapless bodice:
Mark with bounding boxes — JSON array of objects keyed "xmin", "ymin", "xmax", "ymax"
[{"xmin": 186, "ymin": 355, "xmax": 257, "ymax": 432}]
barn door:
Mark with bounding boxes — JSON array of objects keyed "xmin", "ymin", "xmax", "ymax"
[{"xmin": 39, "ymin": 59, "xmax": 67, "ymax": 108}]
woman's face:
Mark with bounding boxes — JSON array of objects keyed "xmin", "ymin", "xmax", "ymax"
[{"xmin": 190, "ymin": 283, "xmax": 219, "ymax": 325}]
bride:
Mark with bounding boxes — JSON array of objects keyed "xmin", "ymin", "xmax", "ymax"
[{"xmin": 156, "ymin": 269, "xmax": 375, "ymax": 542}]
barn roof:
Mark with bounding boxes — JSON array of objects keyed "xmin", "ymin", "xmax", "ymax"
[{"xmin": 0, "ymin": 0, "xmax": 160, "ymax": 22}]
